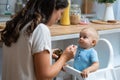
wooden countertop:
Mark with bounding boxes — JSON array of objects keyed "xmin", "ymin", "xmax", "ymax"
[
  {"xmin": 1, "ymin": 22, "xmax": 120, "ymax": 37},
  {"xmin": 50, "ymin": 23, "xmax": 120, "ymax": 36}
]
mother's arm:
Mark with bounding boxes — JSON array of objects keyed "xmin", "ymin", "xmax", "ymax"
[{"xmin": 33, "ymin": 45, "xmax": 77, "ymax": 80}]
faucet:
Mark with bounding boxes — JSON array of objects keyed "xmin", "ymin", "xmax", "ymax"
[
  {"xmin": 5, "ymin": 0, "xmax": 10, "ymax": 11},
  {"xmin": 0, "ymin": 0, "xmax": 10, "ymax": 13},
  {"xmin": 6, "ymin": 4, "xmax": 10, "ymax": 11}
]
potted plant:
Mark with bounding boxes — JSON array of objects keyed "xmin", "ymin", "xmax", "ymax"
[
  {"xmin": 98, "ymin": 0, "xmax": 116, "ymax": 3},
  {"xmin": 97, "ymin": 0, "xmax": 116, "ymax": 21}
]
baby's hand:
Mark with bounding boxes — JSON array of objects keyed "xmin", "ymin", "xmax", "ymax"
[{"xmin": 81, "ymin": 69, "xmax": 90, "ymax": 78}]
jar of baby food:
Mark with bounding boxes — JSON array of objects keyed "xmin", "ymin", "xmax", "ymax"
[{"xmin": 70, "ymin": 4, "xmax": 81, "ymax": 25}]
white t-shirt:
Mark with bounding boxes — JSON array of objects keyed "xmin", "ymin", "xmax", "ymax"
[{"xmin": 2, "ymin": 23, "xmax": 52, "ymax": 80}]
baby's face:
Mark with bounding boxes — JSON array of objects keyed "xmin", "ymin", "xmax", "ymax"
[{"xmin": 78, "ymin": 29, "xmax": 95, "ymax": 49}]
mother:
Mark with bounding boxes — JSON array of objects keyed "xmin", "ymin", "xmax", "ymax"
[{"xmin": 1, "ymin": 0, "xmax": 77, "ymax": 80}]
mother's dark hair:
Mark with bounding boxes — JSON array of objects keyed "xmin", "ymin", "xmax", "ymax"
[{"xmin": 1, "ymin": 0, "xmax": 68, "ymax": 47}]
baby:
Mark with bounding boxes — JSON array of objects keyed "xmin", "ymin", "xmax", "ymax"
[{"xmin": 73, "ymin": 27, "xmax": 99, "ymax": 78}]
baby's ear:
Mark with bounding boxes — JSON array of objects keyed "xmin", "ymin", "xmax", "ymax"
[{"xmin": 92, "ymin": 40, "xmax": 96, "ymax": 47}]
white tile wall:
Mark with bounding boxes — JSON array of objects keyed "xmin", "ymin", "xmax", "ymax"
[
  {"xmin": 0, "ymin": 0, "xmax": 16, "ymax": 14},
  {"xmin": 0, "ymin": 0, "xmax": 120, "ymax": 20}
]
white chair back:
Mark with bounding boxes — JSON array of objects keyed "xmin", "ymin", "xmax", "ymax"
[{"xmin": 94, "ymin": 38, "xmax": 114, "ymax": 69}]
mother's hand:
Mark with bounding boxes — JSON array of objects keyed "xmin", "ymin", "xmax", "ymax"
[{"xmin": 61, "ymin": 45, "xmax": 77, "ymax": 61}]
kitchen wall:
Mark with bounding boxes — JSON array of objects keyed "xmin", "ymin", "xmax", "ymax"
[
  {"xmin": 0, "ymin": 0, "xmax": 16, "ymax": 15},
  {"xmin": 0, "ymin": 0, "xmax": 120, "ymax": 20},
  {"xmin": 0, "ymin": 0, "xmax": 27, "ymax": 15},
  {"xmin": 93, "ymin": 1, "xmax": 120, "ymax": 20},
  {"xmin": 114, "ymin": 0, "xmax": 120, "ymax": 20},
  {"xmin": 72, "ymin": 0, "xmax": 120, "ymax": 20}
]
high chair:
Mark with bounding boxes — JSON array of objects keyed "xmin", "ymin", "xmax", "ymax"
[{"xmin": 64, "ymin": 38, "xmax": 117, "ymax": 80}]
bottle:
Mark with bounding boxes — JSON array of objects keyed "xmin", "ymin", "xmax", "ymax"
[
  {"xmin": 60, "ymin": 0, "xmax": 70, "ymax": 26},
  {"xmin": 70, "ymin": 4, "xmax": 81, "ymax": 25},
  {"xmin": 15, "ymin": 0, "xmax": 23, "ymax": 13}
]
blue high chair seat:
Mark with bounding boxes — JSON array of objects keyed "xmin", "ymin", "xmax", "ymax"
[{"xmin": 64, "ymin": 38, "xmax": 116, "ymax": 80}]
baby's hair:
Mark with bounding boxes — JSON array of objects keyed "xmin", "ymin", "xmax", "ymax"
[{"xmin": 81, "ymin": 27, "xmax": 99, "ymax": 45}]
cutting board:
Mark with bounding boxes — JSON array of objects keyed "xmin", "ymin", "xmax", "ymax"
[{"xmin": 91, "ymin": 20, "xmax": 120, "ymax": 25}]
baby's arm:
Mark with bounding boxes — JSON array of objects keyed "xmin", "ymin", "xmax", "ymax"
[{"xmin": 81, "ymin": 62, "xmax": 99, "ymax": 78}]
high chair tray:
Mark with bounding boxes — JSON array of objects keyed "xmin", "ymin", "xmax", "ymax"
[{"xmin": 64, "ymin": 65, "xmax": 84, "ymax": 80}]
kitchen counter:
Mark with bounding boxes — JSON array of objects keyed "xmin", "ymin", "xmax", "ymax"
[
  {"xmin": 1, "ymin": 22, "xmax": 120, "ymax": 41},
  {"xmin": 50, "ymin": 23, "xmax": 120, "ymax": 41},
  {"xmin": 50, "ymin": 23, "xmax": 120, "ymax": 36}
]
